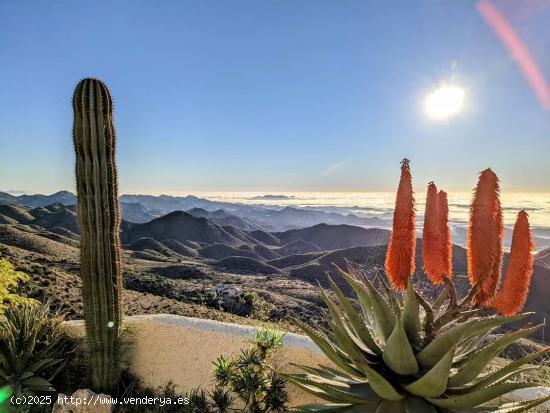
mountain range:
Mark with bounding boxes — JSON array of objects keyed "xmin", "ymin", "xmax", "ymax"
[
  {"xmin": 1, "ymin": 191, "xmax": 549, "ymax": 344},
  {"xmin": 0, "ymin": 190, "xmax": 385, "ymax": 232}
]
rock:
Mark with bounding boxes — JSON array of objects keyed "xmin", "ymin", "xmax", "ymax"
[{"xmin": 52, "ymin": 389, "xmax": 113, "ymax": 413}]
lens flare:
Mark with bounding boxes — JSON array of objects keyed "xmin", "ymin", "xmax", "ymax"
[{"xmin": 424, "ymin": 85, "xmax": 465, "ymax": 121}]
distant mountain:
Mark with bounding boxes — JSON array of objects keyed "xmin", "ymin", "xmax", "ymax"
[
  {"xmin": 250, "ymin": 194, "xmax": 294, "ymax": 200},
  {"xmin": 244, "ymin": 206, "xmax": 385, "ymax": 231},
  {"xmin": 17, "ymin": 191, "xmax": 76, "ymax": 207},
  {"xmin": 215, "ymin": 256, "xmax": 280, "ymax": 275},
  {"xmin": 120, "ymin": 211, "xmax": 245, "ymax": 246},
  {"xmin": 186, "ymin": 208, "xmax": 261, "ymax": 231},
  {"xmin": 275, "ymin": 223, "xmax": 390, "ymax": 250},
  {"xmin": 127, "ymin": 237, "xmax": 179, "ymax": 257},
  {"xmin": 197, "ymin": 243, "xmax": 261, "ymax": 260},
  {"xmin": 0, "ymin": 191, "xmax": 18, "ymax": 205},
  {"xmin": 0, "ymin": 203, "xmax": 78, "ymax": 233},
  {"xmin": 248, "ymin": 230, "xmax": 280, "ymax": 246},
  {"xmin": 276, "ymin": 239, "xmax": 321, "ymax": 255},
  {"xmin": 535, "ymin": 247, "xmax": 550, "ymax": 268},
  {"xmin": 119, "ymin": 194, "xmax": 386, "ymax": 231},
  {"xmin": 0, "ymin": 204, "xmax": 35, "ymax": 224},
  {"xmin": 120, "ymin": 202, "xmax": 157, "ymax": 223},
  {"xmin": 2, "ymin": 191, "xmax": 388, "ymax": 233},
  {"xmin": 161, "ymin": 239, "xmax": 199, "ymax": 257}
]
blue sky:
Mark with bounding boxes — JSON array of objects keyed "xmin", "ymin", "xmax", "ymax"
[{"xmin": 0, "ymin": 0, "xmax": 549, "ymax": 194}]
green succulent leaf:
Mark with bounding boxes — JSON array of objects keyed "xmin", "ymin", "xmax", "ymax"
[
  {"xmin": 448, "ymin": 324, "xmax": 543, "ymax": 388},
  {"xmin": 360, "ymin": 274, "xmax": 396, "ymax": 342},
  {"xmin": 426, "ymin": 382, "xmax": 540, "ymax": 410},
  {"xmin": 374, "ymin": 400, "xmax": 406, "ymax": 413},
  {"xmin": 402, "ymin": 345, "xmax": 455, "ymax": 398},
  {"xmin": 361, "ymin": 363, "xmax": 404, "ymax": 401},
  {"xmin": 404, "ymin": 397, "xmax": 438, "ymax": 413},
  {"xmin": 284, "ymin": 373, "xmax": 376, "ymax": 404},
  {"xmin": 291, "ymin": 363, "xmax": 358, "ymax": 382},
  {"xmin": 297, "ymin": 321, "xmax": 362, "ymax": 378},
  {"xmin": 401, "ymin": 281, "xmax": 421, "ymax": 345},
  {"xmin": 382, "ymin": 318, "xmax": 419, "ymax": 376},
  {"xmin": 327, "ymin": 276, "xmax": 382, "ymax": 355},
  {"xmin": 333, "ymin": 265, "xmax": 374, "ymax": 325},
  {"xmin": 320, "ymin": 287, "xmax": 374, "ymax": 368},
  {"xmin": 417, "ymin": 314, "xmax": 529, "ymax": 368},
  {"xmin": 464, "ymin": 347, "xmax": 550, "ymax": 392},
  {"xmin": 291, "ymin": 402, "xmax": 381, "ymax": 412},
  {"xmin": 464, "ymin": 395, "xmax": 550, "ymax": 412}
]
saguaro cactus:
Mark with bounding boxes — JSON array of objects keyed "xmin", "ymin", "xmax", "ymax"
[{"xmin": 72, "ymin": 78, "xmax": 122, "ymax": 392}]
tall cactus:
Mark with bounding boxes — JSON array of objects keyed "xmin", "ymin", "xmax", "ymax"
[{"xmin": 72, "ymin": 78, "xmax": 123, "ymax": 392}]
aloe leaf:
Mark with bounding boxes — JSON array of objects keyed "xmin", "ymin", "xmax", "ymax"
[
  {"xmin": 284, "ymin": 377, "xmax": 358, "ymax": 404},
  {"xmin": 464, "ymin": 395, "xmax": 550, "ymax": 412},
  {"xmin": 404, "ymin": 397, "xmax": 438, "ymax": 413},
  {"xmin": 320, "ymin": 287, "xmax": 373, "ymax": 367},
  {"xmin": 361, "ymin": 363, "xmax": 404, "ymax": 401},
  {"xmin": 296, "ymin": 321, "xmax": 362, "ymax": 378},
  {"xmin": 382, "ymin": 318, "xmax": 419, "ymax": 375},
  {"xmin": 426, "ymin": 382, "xmax": 540, "ymax": 410},
  {"xmin": 448, "ymin": 325, "xmax": 542, "ymax": 387},
  {"xmin": 403, "ymin": 345, "xmax": 455, "ymax": 398},
  {"xmin": 401, "ymin": 281, "xmax": 421, "ymax": 344},
  {"xmin": 291, "ymin": 363, "xmax": 359, "ymax": 382},
  {"xmin": 361, "ymin": 273, "xmax": 396, "ymax": 341},
  {"xmin": 327, "ymin": 276, "xmax": 382, "ymax": 355},
  {"xmin": 417, "ymin": 314, "xmax": 528, "ymax": 368},
  {"xmin": 466, "ymin": 347, "xmax": 550, "ymax": 392},
  {"xmin": 333, "ymin": 265, "xmax": 374, "ymax": 326},
  {"xmin": 284, "ymin": 374, "xmax": 375, "ymax": 404},
  {"xmin": 431, "ymin": 284, "xmax": 450, "ymax": 314},
  {"xmin": 374, "ymin": 400, "xmax": 406, "ymax": 413},
  {"xmin": 291, "ymin": 402, "xmax": 381, "ymax": 412}
]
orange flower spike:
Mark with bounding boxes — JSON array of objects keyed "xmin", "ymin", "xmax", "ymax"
[
  {"xmin": 385, "ymin": 158, "xmax": 416, "ymax": 290},
  {"xmin": 484, "ymin": 193, "xmax": 504, "ymax": 303},
  {"xmin": 467, "ymin": 168, "xmax": 503, "ymax": 305},
  {"xmin": 422, "ymin": 182, "xmax": 443, "ymax": 284},
  {"xmin": 493, "ymin": 210, "xmax": 534, "ymax": 316},
  {"xmin": 438, "ymin": 190, "xmax": 453, "ymax": 280}
]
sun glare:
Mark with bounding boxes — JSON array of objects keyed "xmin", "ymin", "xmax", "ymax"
[{"xmin": 424, "ymin": 84, "xmax": 465, "ymax": 121}]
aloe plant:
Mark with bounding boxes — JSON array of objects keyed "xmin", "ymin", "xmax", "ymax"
[
  {"xmin": 285, "ymin": 161, "xmax": 549, "ymax": 412},
  {"xmin": 72, "ymin": 78, "xmax": 123, "ymax": 392},
  {"xmin": 285, "ymin": 264, "xmax": 549, "ymax": 412}
]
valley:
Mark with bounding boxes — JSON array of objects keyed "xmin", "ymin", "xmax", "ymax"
[{"xmin": 1, "ymin": 193, "xmax": 549, "ymax": 343}]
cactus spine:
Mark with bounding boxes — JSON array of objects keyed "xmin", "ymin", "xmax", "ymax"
[{"xmin": 72, "ymin": 78, "xmax": 122, "ymax": 392}]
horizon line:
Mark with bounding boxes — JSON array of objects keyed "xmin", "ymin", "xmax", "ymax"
[{"xmin": 4, "ymin": 188, "xmax": 550, "ymax": 197}]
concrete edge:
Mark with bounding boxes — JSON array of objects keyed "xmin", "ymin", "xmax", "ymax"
[{"xmin": 65, "ymin": 314, "xmax": 321, "ymax": 353}]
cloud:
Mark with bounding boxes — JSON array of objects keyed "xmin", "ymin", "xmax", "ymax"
[
  {"xmin": 321, "ymin": 161, "xmax": 345, "ymax": 176},
  {"xmin": 5, "ymin": 189, "xmax": 27, "ymax": 195}
]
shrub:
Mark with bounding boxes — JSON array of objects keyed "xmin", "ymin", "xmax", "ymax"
[
  {"xmin": 0, "ymin": 302, "xmax": 70, "ymax": 398},
  {"xmin": 0, "ymin": 259, "xmax": 35, "ymax": 314},
  {"xmin": 213, "ymin": 329, "xmax": 288, "ymax": 413}
]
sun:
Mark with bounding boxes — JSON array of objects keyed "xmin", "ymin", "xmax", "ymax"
[{"xmin": 424, "ymin": 84, "xmax": 465, "ymax": 121}]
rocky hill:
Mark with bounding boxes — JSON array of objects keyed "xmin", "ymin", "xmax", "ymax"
[{"xmin": 0, "ymin": 200, "xmax": 548, "ymax": 343}]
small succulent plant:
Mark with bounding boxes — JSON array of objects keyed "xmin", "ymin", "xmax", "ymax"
[{"xmin": 284, "ymin": 160, "xmax": 549, "ymax": 412}]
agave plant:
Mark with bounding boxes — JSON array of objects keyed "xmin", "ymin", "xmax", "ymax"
[
  {"xmin": 0, "ymin": 302, "xmax": 68, "ymax": 396},
  {"xmin": 284, "ymin": 160, "xmax": 550, "ymax": 412}
]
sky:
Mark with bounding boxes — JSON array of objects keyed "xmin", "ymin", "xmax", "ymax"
[{"xmin": 0, "ymin": 0, "xmax": 549, "ymax": 195}]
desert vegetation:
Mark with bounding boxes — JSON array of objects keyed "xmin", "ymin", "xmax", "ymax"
[{"xmin": 283, "ymin": 160, "xmax": 550, "ymax": 412}]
